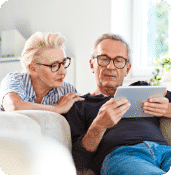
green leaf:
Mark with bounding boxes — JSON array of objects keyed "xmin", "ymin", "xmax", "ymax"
[
  {"xmin": 166, "ymin": 67, "xmax": 170, "ymax": 72},
  {"xmin": 162, "ymin": 58, "xmax": 165, "ymax": 62}
]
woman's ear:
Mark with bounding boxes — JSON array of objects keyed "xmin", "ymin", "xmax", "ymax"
[
  {"xmin": 89, "ymin": 59, "xmax": 95, "ymax": 74},
  {"xmin": 28, "ymin": 63, "xmax": 37, "ymax": 75}
]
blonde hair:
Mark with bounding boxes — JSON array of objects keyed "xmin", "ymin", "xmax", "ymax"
[{"xmin": 20, "ymin": 32, "xmax": 66, "ymax": 72}]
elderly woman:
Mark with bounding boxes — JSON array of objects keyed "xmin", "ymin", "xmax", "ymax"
[{"xmin": 0, "ymin": 32, "xmax": 84, "ymax": 113}]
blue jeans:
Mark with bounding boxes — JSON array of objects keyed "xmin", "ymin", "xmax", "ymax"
[{"xmin": 101, "ymin": 141, "xmax": 171, "ymax": 175}]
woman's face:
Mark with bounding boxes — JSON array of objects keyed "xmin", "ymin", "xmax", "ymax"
[{"xmin": 33, "ymin": 47, "xmax": 67, "ymax": 89}]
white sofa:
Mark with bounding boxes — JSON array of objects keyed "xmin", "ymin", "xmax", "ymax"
[
  {"xmin": 0, "ymin": 110, "xmax": 170, "ymax": 175},
  {"xmin": 0, "ymin": 110, "xmax": 76, "ymax": 175}
]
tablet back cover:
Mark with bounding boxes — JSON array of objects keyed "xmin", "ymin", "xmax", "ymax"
[{"xmin": 114, "ymin": 86, "xmax": 166, "ymax": 118}]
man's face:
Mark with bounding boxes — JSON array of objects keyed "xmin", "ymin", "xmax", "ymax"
[
  {"xmin": 32, "ymin": 47, "xmax": 67, "ymax": 89},
  {"xmin": 90, "ymin": 39, "xmax": 131, "ymax": 92}
]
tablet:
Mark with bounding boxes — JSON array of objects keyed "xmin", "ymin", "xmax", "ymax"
[{"xmin": 113, "ymin": 86, "xmax": 166, "ymax": 118}]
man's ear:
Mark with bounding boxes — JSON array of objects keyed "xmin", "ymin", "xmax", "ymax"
[
  {"xmin": 89, "ymin": 59, "xmax": 95, "ymax": 74},
  {"xmin": 125, "ymin": 63, "xmax": 131, "ymax": 76}
]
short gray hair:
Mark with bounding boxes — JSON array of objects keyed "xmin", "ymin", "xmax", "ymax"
[
  {"xmin": 20, "ymin": 32, "xmax": 66, "ymax": 72},
  {"xmin": 91, "ymin": 33, "xmax": 132, "ymax": 64}
]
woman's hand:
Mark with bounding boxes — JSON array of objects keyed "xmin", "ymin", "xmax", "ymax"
[{"xmin": 55, "ymin": 92, "xmax": 84, "ymax": 114}]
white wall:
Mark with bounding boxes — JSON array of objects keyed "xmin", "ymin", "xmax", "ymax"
[{"xmin": 0, "ymin": 0, "xmax": 111, "ymax": 94}]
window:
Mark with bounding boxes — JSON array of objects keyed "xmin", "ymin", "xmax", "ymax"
[
  {"xmin": 111, "ymin": 0, "xmax": 170, "ymax": 78},
  {"xmin": 132, "ymin": 0, "xmax": 170, "ymax": 77}
]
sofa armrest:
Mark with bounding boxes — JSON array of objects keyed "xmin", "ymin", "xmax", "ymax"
[
  {"xmin": 160, "ymin": 117, "xmax": 171, "ymax": 146},
  {"xmin": 13, "ymin": 110, "xmax": 72, "ymax": 150},
  {"xmin": 0, "ymin": 111, "xmax": 76, "ymax": 175}
]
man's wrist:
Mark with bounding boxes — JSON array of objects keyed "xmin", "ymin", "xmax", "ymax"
[
  {"xmin": 82, "ymin": 125, "xmax": 106, "ymax": 152},
  {"xmin": 165, "ymin": 103, "xmax": 171, "ymax": 118}
]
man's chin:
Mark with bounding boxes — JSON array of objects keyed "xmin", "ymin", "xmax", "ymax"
[{"xmin": 102, "ymin": 83, "xmax": 120, "ymax": 89}]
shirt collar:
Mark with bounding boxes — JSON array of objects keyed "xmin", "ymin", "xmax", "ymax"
[{"xmin": 46, "ymin": 88, "xmax": 56, "ymax": 96}]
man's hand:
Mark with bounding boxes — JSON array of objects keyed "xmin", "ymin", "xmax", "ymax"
[
  {"xmin": 82, "ymin": 98, "xmax": 131, "ymax": 152},
  {"xmin": 55, "ymin": 92, "xmax": 84, "ymax": 114},
  {"xmin": 93, "ymin": 98, "xmax": 131, "ymax": 130},
  {"xmin": 143, "ymin": 81, "xmax": 169, "ymax": 117},
  {"xmin": 143, "ymin": 97, "xmax": 169, "ymax": 117}
]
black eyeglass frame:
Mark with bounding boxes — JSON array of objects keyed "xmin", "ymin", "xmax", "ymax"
[
  {"xmin": 93, "ymin": 54, "xmax": 129, "ymax": 69},
  {"xmin": 35, "ymin": 57, "xmax": 71, "ymax": 72}
]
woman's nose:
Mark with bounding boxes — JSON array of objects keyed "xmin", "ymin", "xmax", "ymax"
[{"xmin": 58, "ymin": 64, "xmax": 67, "ymax": 75}]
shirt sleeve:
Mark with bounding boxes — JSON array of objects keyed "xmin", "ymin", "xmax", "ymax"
[
  {"xmin": 165, "ymin": 90, "xmax": 171, "ymax": 103},
  {"xmin": 0, "ymin": 73, "xmax": 26, "ymax": 110},
  {"xmin": 64, "ymin": 101, "xmax": 97, "ymax": 171},
  {"xmin": 63, "ymin": 81, "xmax": 82, "ymax": 95}
]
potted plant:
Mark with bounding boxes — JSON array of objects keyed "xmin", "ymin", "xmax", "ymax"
[{"xmin": 150, "ymin": 55, "xmax": 171, "ymax": 85}]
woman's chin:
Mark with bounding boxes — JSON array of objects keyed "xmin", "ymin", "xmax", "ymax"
[{"xmin": 54, "ymin": 81, "xmax": 64, "ymax": 88}]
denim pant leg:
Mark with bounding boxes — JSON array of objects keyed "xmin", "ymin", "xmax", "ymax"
[
  {"xmin": 101, "ymin": 142, "xmax": 171, "ymax": 175},
  {"xmin": 146, "ymin": 141, "xmax": 171, "ymax": 173}
]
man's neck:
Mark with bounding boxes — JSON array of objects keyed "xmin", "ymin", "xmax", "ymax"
[{"xmin": 92, "ymin": 87, "xmax": 117, "ymax": 97}]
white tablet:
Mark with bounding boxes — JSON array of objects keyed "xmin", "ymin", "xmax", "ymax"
[{"xmin": 113, "ymin": 86, "xmax": 166, "ymax": 118}]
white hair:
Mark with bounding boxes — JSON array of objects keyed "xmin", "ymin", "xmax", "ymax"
[{"xmin": 91, "ymin": 33, "xmax": 132, "ymax": 64}]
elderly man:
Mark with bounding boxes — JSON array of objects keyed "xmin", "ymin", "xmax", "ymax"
[
  {"xmin": 64, "ymin": 34, "xmax": 171, "ymax": 175},
  {"xmin": 0, "ymin": 32, "xmax": 84, "ymax": 113}
]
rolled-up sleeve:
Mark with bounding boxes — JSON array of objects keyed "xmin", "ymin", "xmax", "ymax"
[{"xmin": 0, "ymin": 73, "xmax": 26, "ymax": 111}]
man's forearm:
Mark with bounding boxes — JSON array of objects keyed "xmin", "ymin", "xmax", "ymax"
[{"xmin": 82, "ymin": 124, "xmax": 106, "ymax": 152}]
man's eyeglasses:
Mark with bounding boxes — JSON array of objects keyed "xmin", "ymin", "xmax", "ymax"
[
  {"xmin": 36, "ymin": 57, "xmax": 71, "ymax": 72},
  {"xmin": 94, "ymin": 55, "xmax": 129, "ymax": 69}
]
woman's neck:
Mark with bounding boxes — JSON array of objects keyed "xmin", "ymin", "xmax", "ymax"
[{"xmin": 30, "ymin": 75, "xmax": 51, "ymax": 99}]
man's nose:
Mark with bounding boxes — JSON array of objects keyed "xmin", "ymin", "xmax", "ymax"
[{"xmin": 107, "ymin": 60, "xmax": 115, "ymax": 69}]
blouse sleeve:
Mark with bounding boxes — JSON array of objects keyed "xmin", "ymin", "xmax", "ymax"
[
  {"xmin": 0, "ymin": 72, "xmax": 26, "ymax": 111},
  {"xmin": 63, "ymin": 81, "xmax": 82, "ymax": 95}
]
